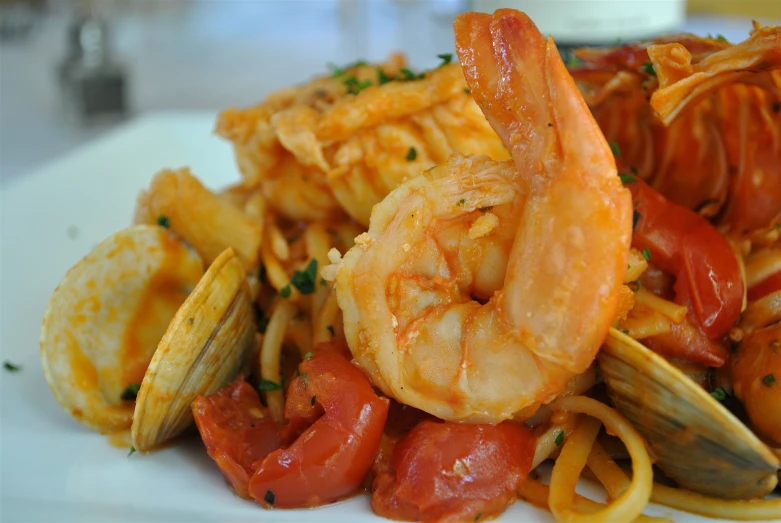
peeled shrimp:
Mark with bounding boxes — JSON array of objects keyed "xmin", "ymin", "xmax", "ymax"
[{"xmin": 333, "ymin": 10, "xmax": 632, "ymax": 422}]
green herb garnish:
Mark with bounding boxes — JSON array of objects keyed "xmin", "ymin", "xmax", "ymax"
[
  {"xmin": 258, "ymin": 379, "xmax": 282, "ymax": 391},
  {"xmin": 290, "ymin": 259, "xmax": 318, "ymax": 295},
  {"xmin": 128, "ymin": 446, "xmax": 136, "ymax": 456},
  {"xmin": 555, "ymin": 430, "xmax": 564, "ymax": 446},
  {"xmin": 280, "ymin": 285, "xmax": 291, "ymax": 298},
  {"xmin": 762, "ymin": 374, "xmax": 777, "ymax": 387},
  {"xmin": 619, "ymin": 173, "xmax": 636, "ymax": 184},
  {"xmin": 3, "ymin": 361, "xmax": 21, "ymax": 372},
  {"xmin": 717, "ymin": 34, "xmax": 728, "ymax": 42},
  {"xmin": 437, "ymin": 53, "xmax": 453, "ymax": 66},
  {"xmin": 632, "ymin": 210, "xmax": 641, "ymax": 231},
  {"xmin": 400, "ymin": 68, "xmax": 417, "ymax": 81},
  {"xmin": 343, "ymin": 76, "xmax": 372, "ymax": 95},
  {"xmin": 710, "ymin": 387, "xmax": 727, "ymax": 402},
  {"xmin": 406, "ymin": 147, "xmax": 417, "ymax": 162},
  {"xmin": 458, "ymin": 199, "xmax": 466, "ymax": 206},
  {"xmin": 120, "ymin": 383, "xmax": 140, "ymax": 401},
  {"xmin": 642, "ymin": 247, "xmax": 651, "ymax": 261},
  {"xmin": 157, "ymin": 215, "xmax": 170, "ymax": 228},
  {"xmin": 642, "ymin": 62, "xmax": 657, "ymax": 77},
  {"xmin": 377, "ymin": 68, "xmax": 392, "ymax": 85},
  {"xmin": 609, "ymin": 141, "xmax": 622, "ymax": 158},
  {"xmin": 304, "ymin": 351, "xmax": 314, "ymax": 360},
  {"xmin": 463, "ymin": 87, "xmax": 471, "ymax": 95}
]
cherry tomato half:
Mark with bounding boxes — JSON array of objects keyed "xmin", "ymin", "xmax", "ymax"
[
  {"xmin": 372, "ymin": 420, "xmax": 536, "ymax": 522},
  {"xmin": 249, "ymin": 348, "xmax": 389, "ymax": 508},
  {"xmin": 192, "ymin": 377, "xmax": 282, "ymax": 499}
]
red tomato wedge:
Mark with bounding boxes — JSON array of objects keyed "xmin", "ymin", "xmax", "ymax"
[
  {"xmin": 191, "ymin": 377, "xmax": 283, "ymax": 499},
  {"xmin": 372, "ymin": 420, "xmax": 536, "ymax": 523},
  {"xmin": 629, "ymin": 179, "xmax": 743, "ymax": 365},
  {"xmin": 249, "ymin": 348, "xmax": 389, "ymax": 508}
]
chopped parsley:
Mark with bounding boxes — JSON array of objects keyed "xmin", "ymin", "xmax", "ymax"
[
  {"xmin": 304, "ymin": 351, "xmax": 314, "ymax": 360},
  {"xmin": 464, "ymin": 87, "xmax": 471, "ymax": 95},
  {"xmin": 642, "ymin": 247, "xmax": 651, "ymax": 261},
  {"xmin": 762, "ymin": 374, "xmax": 777, "ymax": 387},
  {"xmin": 377, "ymin": 68, "xmax": 392, "ymax": 85},
  {"xmin": 642, "ymin": 62, "xmax": 657, "ymax": 77},
  {"xmin": 264, "ymin": 490, "xmax": 275, "ymax": 505},
  {"xmin": 555, "ymin": 430, "xmax": 565, "ymax": 446},
  {"xmin": 3, "ymin": 361, "xmax": 21, "ymax": 372},
  {"xmin": 301, "ymin": 372, "xmax": 308, "ymax": 388},
  {"xmin": 437, "ymin": 53, "xmax": 453, "ymax": 66},
  {"xmin": 619, "ymin": 173, "xmax": 636, "ymax": 184},
  {"xmin": 566, "ymin": 55, "xmax": 582, "ymax": 68},
  {"xmin": 458, "ymin": 199, "xmax": 466, "ymax": 206},
  {"xmin": 258, "ymin": 379, "xmax": 282, "ymax": 391},
  {"xmin": 327, "ymin": 325, "xmax": 335, "ymax": 336},
  {"xmin": 630, "ymin": 166, "xmax": 638, "ymax": 175},
  {"xmin": 406, "ymin": 147, "xmax": 417, "ymax": 162},
  {"xmin": 329, "ymin": 60, "xmax": 368, "ymax": 77},
  {"xmin": 120, "ymin": 383, "xmax": 140, "ymax": 401},
  {"xmin": 710, "ymin": 387, "xmax": 727, "ymax": 402},
  {"xmin": 400, "ymin": 68, "xmax": 417, "ymax": 81},
  {"xmin": 290, "ymin": 259, "xmax": 318, "ymax": 295},
  {"xmin": 717, "ymin": 34, "xmax": 728, "ymax": 42},
  {"xmin": 128, "ymin": 446, "xmax": 136, "ymax": 456},
  {"xmin": 280, "ymin": 285, "xmax": 291, "ymax": 299},
  {"xmin": 311, "ymin": 395, "xmax": 317, "ymax": 406},
  {"xmin": 343, "ymin": 76, "xmax": 372, "ymax": 95},
  {"xmin": 157, "ymin": 215, "xmax": 170, "ymax": 228},
  {"xmin": 609, "ymin": 141, "xmax": 622, "ymax": 158},
  {"xmin": 632, "ymin": 210, "xmax": 641, "ymax": 231}
]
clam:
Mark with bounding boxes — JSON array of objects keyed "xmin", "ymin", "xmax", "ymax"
[
  {"xmin": 131, "ymin": 247, "xmax": 255, "ymax": 451},
  {"xmin": 40, "ymin": 225, "xmax": 204, "ymax": 433},
  {"xmin": 598, "ymin": 328, "xmax": 779, "ymax": 499}
]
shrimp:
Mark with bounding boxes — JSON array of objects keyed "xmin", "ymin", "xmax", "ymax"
[{"xmin": 332, "ymin": 9, "xmax": 632, "ymax": 422}]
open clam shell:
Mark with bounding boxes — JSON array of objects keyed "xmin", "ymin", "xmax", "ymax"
[
  {"xmin": 131, "ymin": 247, "xmax": 255, "ymax": 451},
  {"xmin": 40, "ymin": 225, "xmax": 204, "ymax": 433},
  {"xmin": 599, "ymin": 328, "xmax": 779, "ymax": 499}
]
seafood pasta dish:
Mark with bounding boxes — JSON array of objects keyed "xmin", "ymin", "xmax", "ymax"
[{"xmin": 40, "ymin": 8, "xmax": 781, "ymax": 523}]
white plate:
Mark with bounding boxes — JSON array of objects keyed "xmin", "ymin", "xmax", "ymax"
[{"xmin": 0, "ymin": 113, "xmax": 772, "ymax": 522}]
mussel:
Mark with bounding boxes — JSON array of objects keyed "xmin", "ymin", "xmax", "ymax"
[{"xmin": 599, "ymin": 328, "xmax": 779, "ymax": 499}]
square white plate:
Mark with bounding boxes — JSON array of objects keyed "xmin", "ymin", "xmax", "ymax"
[{"xmin": 0, "ymin": 113, "xmax": 770, "ymax": 522}]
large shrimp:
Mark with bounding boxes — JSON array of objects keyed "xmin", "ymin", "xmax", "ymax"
[{"xmin": 332, "ymin": 9, "xmax": 632, "ymax": 422}]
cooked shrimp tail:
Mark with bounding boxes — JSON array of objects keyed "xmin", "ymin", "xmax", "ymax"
[
  {"xmin": 334, "ymin": 9, "xmax": 631, "ymax": 422},
  {"xmin": 456, "ymin": 10, "xmax": 632, "ymax": 370}
]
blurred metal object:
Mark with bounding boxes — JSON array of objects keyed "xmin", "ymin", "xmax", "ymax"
[
  {"xmin": 0, "ymin": 0, "xmax": 45, "ymax": 41},
  {"xmin": 58, "ymin": 9, "xmax": 128, "ymax": 123}
]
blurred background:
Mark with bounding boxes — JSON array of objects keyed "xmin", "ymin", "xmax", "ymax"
[{"xmin": 0, "ymin": 0, "xmax": 779, "ymax": 183}]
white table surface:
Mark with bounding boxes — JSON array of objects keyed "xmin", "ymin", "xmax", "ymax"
[{"xmin": 0, "ymin": 0, "xmax": 777, "ymax": 186}]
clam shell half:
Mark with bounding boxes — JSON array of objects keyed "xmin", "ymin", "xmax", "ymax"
[
  {"xmin": 40, "ymin": 225, "xmax": 204, "ymax": 433},
  {"xmin": 131, "ymin": 247, "xmax": 255, "ymax": 451},
  {"xmin": 599, "ymin": 328, "xmax": 779, "ymax": 499}
]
